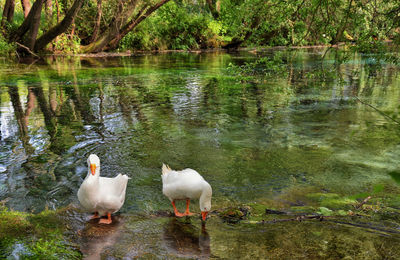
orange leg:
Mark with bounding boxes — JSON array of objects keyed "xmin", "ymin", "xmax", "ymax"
[
  {"xmin": 99, "ymin": 213, "xmax": 112, "ymax": 224},
  {"xmin": 184, "ymin": 199, "xmax": 195, "ymax": 216},
  {"xmin": 90, "ymin": 212, "xmax": 100, "ymax": 219},
  {"xmin": 171, "ymin": 200, "xmax": 185, "ymax": 217}
]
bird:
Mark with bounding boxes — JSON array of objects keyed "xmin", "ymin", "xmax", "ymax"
[
  {"xmin": 161, "ymin": 164, "xmax": 212, "ymax": 221},
  {"xmin": 77, "ymin": 154, "xmax": 130, "ymax": 224}
]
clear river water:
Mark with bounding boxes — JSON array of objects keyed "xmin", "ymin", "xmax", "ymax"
[{"xmin": 1, "ymin": 49, "xmax": 400, "ymax": 258}]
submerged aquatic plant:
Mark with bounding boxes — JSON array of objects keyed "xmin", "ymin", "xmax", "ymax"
[{"xmin": 227, "ymin": 52, "xmax": 287, "ymax": 81}]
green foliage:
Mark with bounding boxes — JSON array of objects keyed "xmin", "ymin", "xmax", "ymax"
[
  {"xmin": 53, "ymin": 34, "xmax": 81, "ymax": 54},
  {"xmin": 1, "ymin": 0, "xmax": 400, "ymax": 53},
  {"xmin": 75, "ymin": 0, "xmax": 119, "ymax": 44},
  {"xmin": 0, "ymin": 34, "xmax": 16, "ymax": 55},
  {"xmin": 119, "ymin": 1, "xmax": 223, "ymax": 50}
]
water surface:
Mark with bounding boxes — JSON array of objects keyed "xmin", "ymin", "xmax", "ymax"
[{"xmin": 1, "ymin": 50, "xmax": 400, "ymax": 258}]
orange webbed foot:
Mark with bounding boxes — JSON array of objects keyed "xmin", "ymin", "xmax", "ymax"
[
  {"xmin": 98, "ymin": 218, "xmax": 112, "ymax": 224},
  {"xmin": 174, "ymin": 212, "xmax": 185, "ymax": 217},
  {"xmin": 98, "ymin": 213, "xmax": 112, "ymax": 224},
  {"xmin": 171, "ymin": 200, "xmax": 185, "ymax": 217}
]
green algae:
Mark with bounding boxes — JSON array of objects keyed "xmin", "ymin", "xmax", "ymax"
[
  {"xmin": 305, "ymin": 192, "xmax": 358, "ymax": 211},
  {"xmin": 320, "ymin": 198, "xmax": 357, "ymax": 210},
  {"xmin": 0, "ymin": 207, "xmax": 31, "ymax": 240},
  {"xmin": 306, "ymin": 192, "xmax": 341, "ymax": 201},
  {"xmin": 0, "ymin": 206, "xmax": 81, "ymax": 259},
  {"xmin": 289, "ymin": 206, "xmax": 317, "ymax": 214}
]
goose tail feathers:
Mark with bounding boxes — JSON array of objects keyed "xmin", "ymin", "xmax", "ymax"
[{"xmin": 162, "ymin": 163, "xmax": 172, "ymax": 175}]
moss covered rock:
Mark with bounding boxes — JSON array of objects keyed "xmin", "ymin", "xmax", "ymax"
[{"xmin": 218, "ymin": 206, "xmax": 250, "ymax": 223}]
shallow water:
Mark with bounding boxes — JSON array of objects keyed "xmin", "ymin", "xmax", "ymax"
[{"xmin": 1, "ymin": 49, "xmax": 400, "ymax": 258}]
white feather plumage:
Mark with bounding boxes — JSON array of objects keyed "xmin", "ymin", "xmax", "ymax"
[{"xmin": 78, "ymin": 154, "xmax": 129, "ymax": 222}]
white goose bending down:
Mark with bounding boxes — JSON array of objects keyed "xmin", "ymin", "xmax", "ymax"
[
  {"xmin": 161, "ymin": 164, "xmax": 212, "ymax": 221},
  {"xmin": 78, "ymin": 154, "xmax": 130, "ymax": 224}
]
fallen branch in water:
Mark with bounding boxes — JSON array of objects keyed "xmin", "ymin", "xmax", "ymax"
[
  {"xmin": 15, "ymin": 42, "xmax": 41, "ymax": 59},
  {"xmin": 248, "ymin": 215, "xmax": 400, "ymax": 235},
  {"xmin": 355, "ymin": 196, "xmax": 372, "ymax": 209},
  {"xmin": 356, "ymin": 97, "xmax": 400, "ymax": 125},
  {"xmin": 244, "ymin": 214, "xmax": 342, "ymax": 224}
]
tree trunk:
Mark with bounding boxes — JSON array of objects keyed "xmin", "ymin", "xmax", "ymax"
[
  {"xmin": 21, "ymin": 0, "xmax": 31, "ymax": 18},
  {"xmin": 1, "ymin": 0, "xmax": 15, "ymax": 28},
  {"xmin": 88, "ymin": 0, "xmax": 102, "ymax": 43},
  {"xmin": 81, "ymin": 0, "xmax": 131, "ymax": 53},
  {"xmin": 83, "ymin": 0, "xmax": 170, "ymax": 53},
  {"xmin": 55, "ymin": 0, "xmax": 60, "ymax": 22},
  {"xmin": 25, "ymin": 0, "xmax": 44, "ymax": 50},
  {"xmin": 107, "ymin": 0, "xmax": 170, "ymax": 50},
  {"xmin": 34, "ymin": 0, "xmax": 85, "ymax": 51},
  {"xmin": 7, "ymin": 0, "xmax": 15, "ymax": 23},
  {"xmin": 206, "ymin": 0, "xmax": 219, "ymax": 19},
  {"xmin": 12, "ymin": 0, "xmax": 45, "ymax": 42}
]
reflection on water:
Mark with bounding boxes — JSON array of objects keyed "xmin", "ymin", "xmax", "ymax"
[
  {"xmin": 0, "ymin": 51, "xmax": 400, "ymax": 213},
  {"xmin": 79, "ymin": 216, "xmax": 125, "ymax": 260},
  {"xmin": 163, "ymin": 219, "xmax": 210, "ymax": 259}
]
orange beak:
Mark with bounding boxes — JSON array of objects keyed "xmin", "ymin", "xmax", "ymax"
[
  {"xmin": 201, "ymin": 211, "xmax": 209, "ymax": 221},
  {"xmin": 90, "ymin": 164, "xmax": 96, "ymax": 175}
]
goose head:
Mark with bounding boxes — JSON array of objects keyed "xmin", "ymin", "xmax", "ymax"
[
  {"xmin": 87, "ymin": 154, "xmax": 100, "ymax": 176},
  {"xmin": 199, "ymin": 183, "xmax": 212, "ymax": 221}
]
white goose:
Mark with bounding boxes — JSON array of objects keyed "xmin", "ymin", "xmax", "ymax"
[
  {"xmin": 77, "ymin": 154, "xmax": 130, "ymax": 224},
  {"xmin": 161, "ymin": 164, "xmax": 212, "ymax": 221}
]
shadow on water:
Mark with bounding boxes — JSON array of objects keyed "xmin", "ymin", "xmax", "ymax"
[{"xmin": 163, "ymin": 219, "xmax": 210, "ymax": 259}]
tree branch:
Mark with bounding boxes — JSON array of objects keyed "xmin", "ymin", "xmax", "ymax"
[
  {"xmin": 15, "ymin": 42, "xmax": 40, "ymax": 58},
  {"xmin": 356, "ymin": 97, "xmax": 400, "ymax": 125},
  {"xmin": 107, "ymin": 0, "xmax": 171, "ymax": 50}
]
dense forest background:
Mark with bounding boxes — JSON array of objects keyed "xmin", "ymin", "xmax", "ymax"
[{"xmin": 1, "ymin": 0, "xmax": 400, "ymax": 55}]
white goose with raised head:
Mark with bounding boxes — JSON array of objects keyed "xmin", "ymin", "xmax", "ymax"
[
  {"xmin": 78, "ymin": 154, "xmax": 130, "ymax": 224},
  {"xmin": 161, "ymin": 164, "xmax": 212, "ymax": 221}
]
